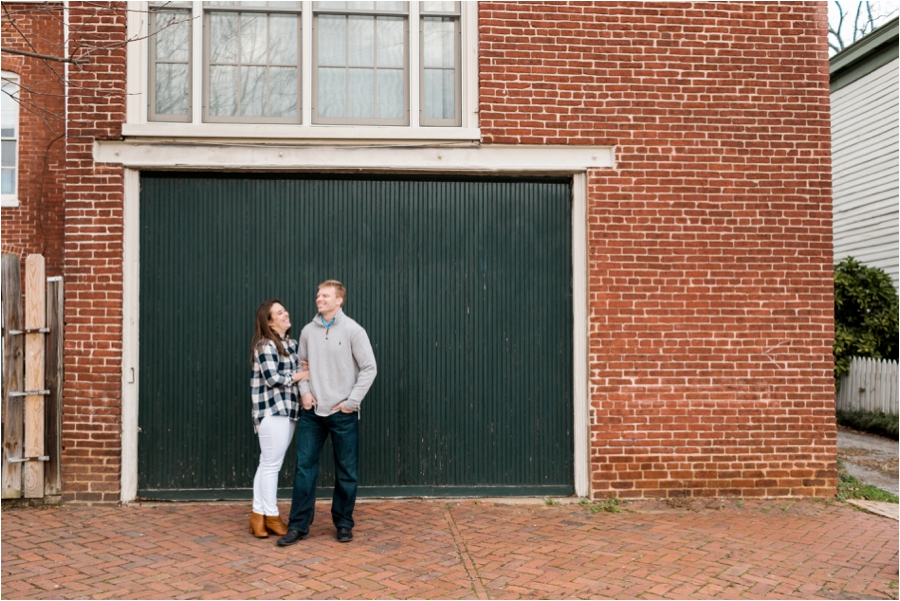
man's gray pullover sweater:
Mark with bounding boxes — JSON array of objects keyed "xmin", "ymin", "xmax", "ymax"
[{"xmin": 297, "ymin": 308, "xmax": 377, "ymax": 416}]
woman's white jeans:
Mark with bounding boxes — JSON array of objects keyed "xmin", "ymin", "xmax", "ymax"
[{"xmin": 252, "ymin": 415, "xmax": 295, "ymax": 516}]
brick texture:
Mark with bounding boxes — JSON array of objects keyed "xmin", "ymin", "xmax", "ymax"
[
  {"xmin": 479, "ymin": 1, "xmax": 835, "ymax": 498},
  {"xmin": 3, "ymin": 500, "xmax": 897, "ymax": 599},
  {"xmin": 0, "ymin": 4, "xmax": 66, "ymax": 276},
  {"xmin": 60, "ymin": 2, "xmax": 128, "ymax": 503},
  {"xmin": 2, "ymin": 1, "xmax": 836, "ymax": 501}
]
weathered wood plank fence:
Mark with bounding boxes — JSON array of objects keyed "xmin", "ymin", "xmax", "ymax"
[
  {"xmin": 1, "ymin": 253, "xmax": 64, "ymax": 500},
  {"xmin": 836, "ymin": 357, "xmax": 899, "ymax": 416}
]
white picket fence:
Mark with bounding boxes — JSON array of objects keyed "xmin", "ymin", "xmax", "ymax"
[{"xmin": 836, "ymin": 357, "xmax": 899, "ymax": 416}]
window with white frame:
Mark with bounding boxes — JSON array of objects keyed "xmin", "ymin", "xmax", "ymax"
[
  {"xmin": 146, "ymin": 1, "xmax": 463, "ymax": 128},
  {"xmin": 149, "ymin": 3, "xmax": 192, "ymax": 121},
  {"xmin": 313, "ymin": 2, "xmax": 407, "ymax": 125},
  {"xmin": 205, "ymin": 2, "xmax": 302, "ymax": 122},
  {"xmin": 420, "ymin": 2, "xmax": 460, "ymax": 126},
  {"xmin": 1, "ymin": 72, "xmax": 19, "ymax": 206}
]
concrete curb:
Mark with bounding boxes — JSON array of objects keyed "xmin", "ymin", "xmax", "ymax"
[{"xmin": 847, "ymin": 499, "xmax": 900, "ymax": 521}]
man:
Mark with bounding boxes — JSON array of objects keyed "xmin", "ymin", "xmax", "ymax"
[{"xmin": 278, "ymin": 280, "xmax": 377, "ymax": 546}]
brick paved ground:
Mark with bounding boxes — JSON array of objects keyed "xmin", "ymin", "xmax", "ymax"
[{"xmin": 2, "ymin": 498, "xmax": 898, "ymax": 600}]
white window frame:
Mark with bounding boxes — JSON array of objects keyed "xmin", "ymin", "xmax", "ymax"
[
  {"xmin": 419, "ymin": 2, "xmax": 462, "ymax": 127},
  {"xmin": 148, "ymin": 3, "xmax": 193, "ymax": 123},
  {"xmin": 126, "ymin": 1, "xmax": 478, "ymax": 141},
  {"xmin": 104, "ymin": 141, "xmax": 615, "ymax": 502},
  {"xmin": 1, "ymin": 71, "xmax": 20, "ymax": 208},
  {"xmin": 311, "ymin": 2, "xmax": 410, "ymax": 126},
  {"xmin": 202, "ymin": 3, "xmax": 303, "ymax": 124}
]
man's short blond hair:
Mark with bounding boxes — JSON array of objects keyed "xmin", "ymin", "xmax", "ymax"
[{"xmin": 318, "ymin": 279, "xmax": 347, "ymax": 302}]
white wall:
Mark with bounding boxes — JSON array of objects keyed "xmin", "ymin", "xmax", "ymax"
[{"xmin": 831, "ymin": 58, "xmax": 900, "ymax": 290}]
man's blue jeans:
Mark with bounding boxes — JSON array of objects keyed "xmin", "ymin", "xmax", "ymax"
[{"xmin": 287, "ymin": 408, "xmax": 359, "ymax": 532}]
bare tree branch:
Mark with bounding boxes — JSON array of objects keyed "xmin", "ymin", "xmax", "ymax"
[
  {"xmin": 830, "ymin": 1, "xmax": 900, "ymax": 56},
  {"xmin": 829, "ymin": 2, "xmax": 847, "ymax": 53},
  {"xmin": 2, "ymin": 2, "xmax": 197, "ymax": 124},
  {"xmin": 1, "ymin": 46, "xmax": 88, "ymax": 64}
]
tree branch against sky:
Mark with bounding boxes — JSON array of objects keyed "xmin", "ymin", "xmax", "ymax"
[{"xmin": 828, "ymin": 1, "xmax": 899, "ymax": 55}]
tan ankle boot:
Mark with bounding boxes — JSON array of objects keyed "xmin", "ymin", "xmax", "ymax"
[
  {"xmin": 249, "ymin": 512, "xmax": 268, "ymax": 538},
  {"xmin": 265, "ymin": 515, "xmax": 288, "ymax": 536}
]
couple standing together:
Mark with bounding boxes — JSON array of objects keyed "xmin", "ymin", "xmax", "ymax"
[{"xmin": 249, "ymin": 280, "xmax": 377, "ymax": 546}]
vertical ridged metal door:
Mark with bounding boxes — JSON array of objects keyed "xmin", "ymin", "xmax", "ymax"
[{"xmin": 138, "ymin": 174, "xmax": 573, "ymax": 498}]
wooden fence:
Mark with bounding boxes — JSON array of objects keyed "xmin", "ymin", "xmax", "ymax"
[
  {"xmin": 836, "ymin": 357, "xmax": 899, "ymax": 416},
  {"xmin": 1, "ymin": 253, "xmax": 63, "ymax": 499}
]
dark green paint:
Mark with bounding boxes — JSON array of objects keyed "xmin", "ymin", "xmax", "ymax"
[{"xmin": 138, "ymin": 175, "xmax": 573, "ymax": 498}]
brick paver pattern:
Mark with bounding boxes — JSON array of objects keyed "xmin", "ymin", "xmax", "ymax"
[{"xmin": 2, "ymin": 499, "xmax": 898, "ymax": 599}]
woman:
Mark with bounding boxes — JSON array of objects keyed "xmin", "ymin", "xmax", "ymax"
[{"xmin": 249, "ymin": 299, "xmax": 308, "ymax": 538}]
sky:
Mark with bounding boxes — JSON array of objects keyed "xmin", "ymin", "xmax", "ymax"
[{"xmin": 827, "ymin": 0, "xmax": 900, "ymax": 54}]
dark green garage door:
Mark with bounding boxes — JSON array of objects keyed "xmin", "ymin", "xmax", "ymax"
[{"xmin": 138, "ymin": 174, "xmax": 573, "ymax": 499}]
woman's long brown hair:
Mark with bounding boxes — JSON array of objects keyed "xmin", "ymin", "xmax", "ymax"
[{"xmin": 250, "ymin": 299, "xmax": 290, "ymax": 365}]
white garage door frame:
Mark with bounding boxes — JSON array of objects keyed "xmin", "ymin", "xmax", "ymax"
[{"xmin": 99, "ymin": 142, "xmax": 616, "ymax": 502}]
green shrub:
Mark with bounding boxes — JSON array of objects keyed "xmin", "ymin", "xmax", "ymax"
[
  {"xmin": 836, "ymin": 411, "xmax": 899, "ymax": 440},
  {"xmin": 833, "ymin": 258, "xmax": 899, "ymax": 384}
]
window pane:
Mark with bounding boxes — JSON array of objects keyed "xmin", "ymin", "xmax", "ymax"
[
  {"xmin": 423, "ymin": 68, "xmax": 454, "ymax": 120},
  {"xmin": 314, "ymin": 10, "xmax": 408, "ymax": 123},
  {"xmin": 208, "ymin": 1, "xmax": 285, "ymax": 6},
  {"xmin": 1, "ymin": 169, "xmax": 14, "ymax": 195},
  {"xmin": 377, "ymin": 69, "xmax": 403, "ymax": 119},
  {"xmin": 209, "ymin": 65, "xmax": 238, "ymax": 115},
  {"xmin": 318, "ymin": 67, "xmax": 346, "ymax": 117},
  {"xmin": 316, "ymin": 2, "xmax": 404, "ymax": 12},
  {"xmin": 210, "ymin": 12, "xmax": 239, "ymax": 63},
  {"xmin": 155, "ymin": 11, "xmax": 190, "ymax": 62},
  {"xmin": 1, "ymin": 109, "xmax": 16, "ymax": 137},
  {"xmin": 1, "ymin": 140, "xmax": 15, "ymax": 167},
  {"xmin": 269, "ymin": 66, "xmax": 298, "ymax": 117},
  {"xmin": 423, "ymin": 18, "xmax": 454, "ymax": 68},
  {"xmin": 422, "ymin": 2, "xmax": 455, "ymax": 12},
  {"xmin": 269, "ymin": 14, "xmax": 298, "ymax": 64},
  {"xmin": 1, "ymin": 84, "xmax": 17, "ymax": 111},
  {"xmin": 318, "ymin": 15, "xmax": 346, "ymax": 65},
  {"xmin": 156, "ymin": 63, "xmax": 190, "ymax": 114},
  {"xmin": 377, "ymin": 17, "xmax": 403, "ymax": 67},
  {"xmin": 348, "ymin": 68, "xmax": 374, "ymax": 118},
  {"xmin": 348, "ymin": 17, "xmax": 374, "ymax": 67},
  {"xmin": 240, "ymin": 65, "xmax": 267, "ymax": 116},
  {"xmin": 2, "ymin": 81, "xmax": 19, "ymax": 157},
  {"xmin": 240, "ymin": 13, "xmax": 268, "ymax": 64}
]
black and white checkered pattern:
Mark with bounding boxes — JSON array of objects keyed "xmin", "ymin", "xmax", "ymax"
[{"xmin": 251, "ymin": 337, "xmax": 300, "ymax": 432}]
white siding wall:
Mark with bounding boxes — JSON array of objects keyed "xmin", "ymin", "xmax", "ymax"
[{"xmin": 831, "ymin": 58, "xmax": 900, "ymax": 290}]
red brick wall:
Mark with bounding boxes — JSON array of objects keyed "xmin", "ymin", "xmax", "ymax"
[
  {"xmin": 61, "ymin": 2, "xmax": 127, "ymax": 502},
  {"xmin": 0, "ymin": 4, "xmax": 66, "ymax": 276},
  {"xmin": 5, "ymin": 1, "xmax": 835, "ymax": 501},
  {"xmin": 480, "ymin": 1, "xmax": 835, "ymax": 498}
]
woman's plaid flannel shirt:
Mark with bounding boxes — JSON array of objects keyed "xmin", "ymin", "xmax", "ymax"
[{"xmin": 251, "ymin": 337, "xmax": 300, "ymax": 433}]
